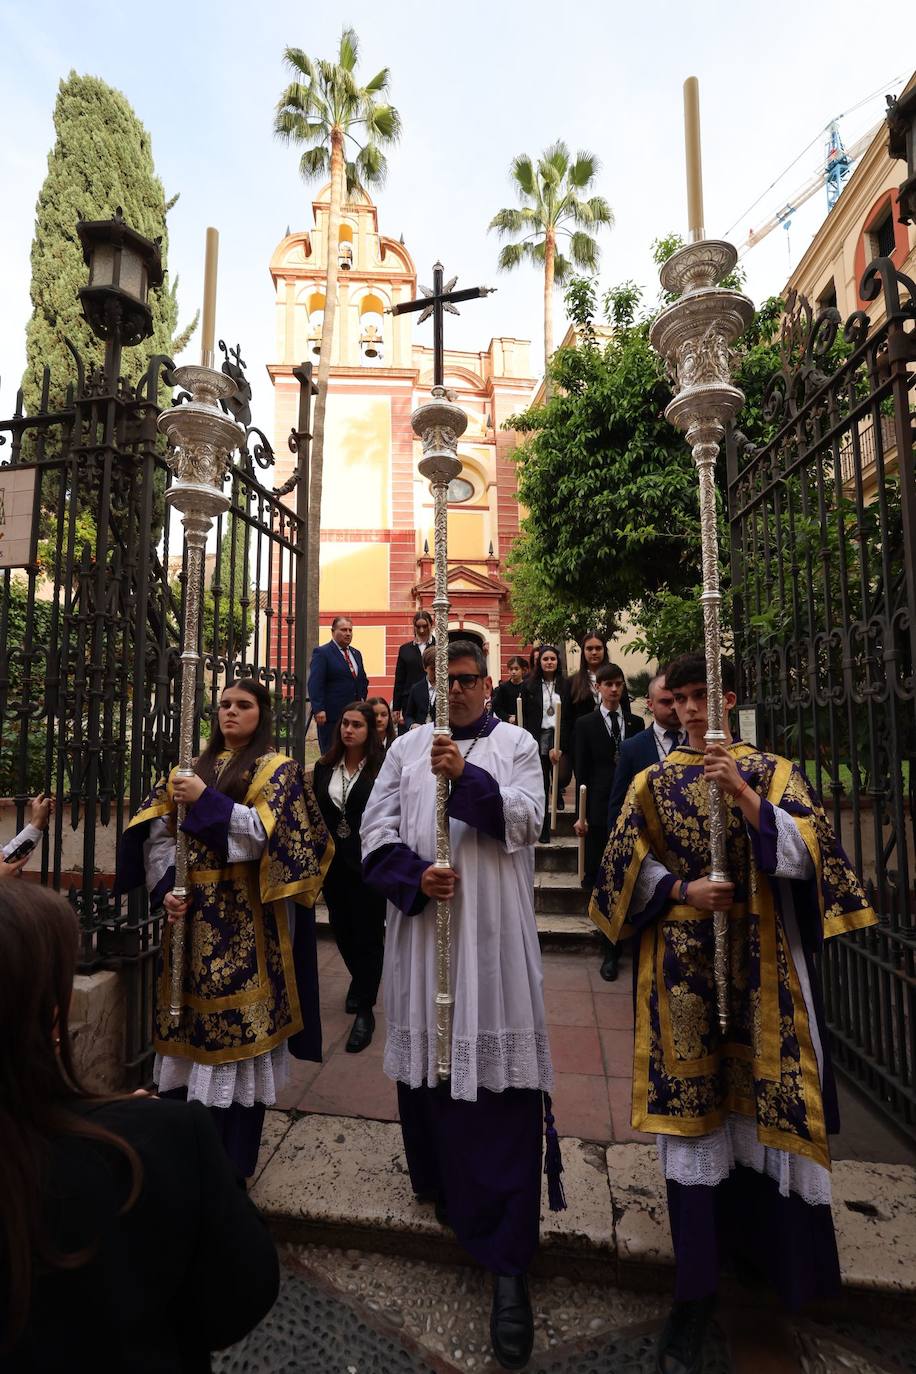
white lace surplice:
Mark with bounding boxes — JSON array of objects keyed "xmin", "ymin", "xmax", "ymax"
[
  {"xmin": 633, "ymin": 803, "xmax": 832, "ymax": 1206},
  {"xmin": 361, "ymin": 721, "xmax": 552, "ymax": 1101},
  {"xmin": 145, "ymin": 803, "xmax": 291, "ymax": 1109}
]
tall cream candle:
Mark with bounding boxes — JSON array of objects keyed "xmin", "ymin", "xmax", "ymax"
[
  {"xmin": 683, "ymin": 77, "xmax": 705, "ymax": 242},
  {"xmin": 201, "ymin": 227, "xmax": 219, "ymax": 367}
]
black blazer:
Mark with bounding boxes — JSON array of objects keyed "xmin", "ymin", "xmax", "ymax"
[
  {"xmin": 403, "ymin": 676, "xmax": 437, "ymax": 729},
  {"xmin": 607, "ymin": 726, "xmax": 671, "ymax": 831},
  {"xmin": 392, "ymin": 638, "xmax": 434, "ymax": 714},
  {"xmin": 573, "ymin": 708, "xmax": 646, "ymax": 828},
  {"xmin": 493, "ymin": 679, "xmax": 540, "ymax": 740},
  {"xmin": 2, "ymin": 1096, "xmax": 278, "ymax": 1372},
  {"xmin": 312, "ymin": 759, "xmax": 378, "ymax": 873}
]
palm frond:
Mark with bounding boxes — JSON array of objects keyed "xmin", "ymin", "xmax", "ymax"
[
  {"xmin": 568, "ymin": 150, "xmax": 599, "ymax": 188},
  {"xmin": 338, "ymin": 26, "xmax": 359, "ymax": 71},
  {"xmin": 584, "ymin": 194, "xmax": 614, "ymax": 227},
  {"xmin": 510, "ymin": 153, "xmax": 536, "ymax": 199},
  {"xmin": 364, "ymin": 102, "xmax": 401, "ymax": 141},
  {"xmin": 489, "ymin": 206, "xmax": 527, "ymax": 236},
  {"xmin": 568, "ymin": 231, "xmax": 600, "ymax": 270},
  {"xmin": 551, "ymin": 252, "xmax": 572, "ymax": 284},
  {"xmin": 299, "ymin": 145, "xmax": 329, "ymax": 181},
  {"xmin": 497, "ymin": 241, "xmax": 537, "ymax": 271},
  {"xmin": 282, "ymin": 47, "xmax": 317, "ymax": 85},
  {"xmin": 540, "ymin": 140, "xmax": 570, "ymax": 183},
  {"xmin": 363, "ymin": 66, "xmax": 391, "ymax": 97},
  {"xmin": 355, "ymin": 141, "xmax": 387, "ymax": 188}
]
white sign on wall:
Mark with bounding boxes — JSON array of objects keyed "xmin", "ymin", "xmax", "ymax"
[{"xmin": 0, "ymin": 467, "xmax": 37, "ymax": 568}]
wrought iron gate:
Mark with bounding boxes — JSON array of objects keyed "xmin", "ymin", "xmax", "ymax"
[
  {"xmin": 726, "ymin": 257, "xmax": 916, "ymax": 1140},
  {"xmin": 0, "ymin": 339, "xmax": 314, "ymax": 1086}
]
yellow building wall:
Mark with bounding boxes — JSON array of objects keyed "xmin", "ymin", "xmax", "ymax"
[
  {"xmin": 356, "ymin": 626, "xmax": 387, "ymax": 680},
  {"xmin": 322, "ymin": 395, "xmax": 391, "ymax": 528},
  {"xmin": 319, "ymin": 543, "xmax": 389, "ymax": 611},
  {"xmin": 446, "ymin": 511, "xmax": 487, "ymax": 560}
]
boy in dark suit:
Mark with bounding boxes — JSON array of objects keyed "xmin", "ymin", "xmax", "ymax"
[
  {"xmin": 392, "ymin": 610, "xmax": 435, "ymax": 730},
  {"xmin": 308, "ymin": 616, "xmax": 369, "ymax": 752},
  {"xmin": 403, "ymin": 647, "xmax": 437, "ymax": 728},
  {"xmin": 573, "ymin": 662, "xmax": 644, "ymax": 980}
]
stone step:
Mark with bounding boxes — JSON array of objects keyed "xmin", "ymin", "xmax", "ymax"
[
  {"xmin": 534, "ymin": 871, "xmax": 589, "ymax": 916},
  {"xmin": 536, "ymin": 835, "xmax": 578, "ymax": 874},
  {"xmin": 250, "ymin": 1112, "xmax": 916, "ymax": 1309}
]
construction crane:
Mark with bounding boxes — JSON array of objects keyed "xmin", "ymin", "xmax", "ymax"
[{"xmin": 738, "ymin": 121, "xmax": 881, "ymax": 257}]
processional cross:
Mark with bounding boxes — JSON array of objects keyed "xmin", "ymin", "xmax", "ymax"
[{"xmin": 392, "ymin": 263, "xmax": 494, "ymax": 1083}]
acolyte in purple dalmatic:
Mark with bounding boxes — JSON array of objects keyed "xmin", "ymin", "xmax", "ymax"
[
  {"xmin": 590, "ymin": 741, "xmax": 877, "ymax": 1308},
  {"xmin": 361, "ymin": 712, "xmax": 563, "ymax": 1276},
  {"xmin": 117, "ymin": 751, "xmax": 333, "ymax": 1176}
]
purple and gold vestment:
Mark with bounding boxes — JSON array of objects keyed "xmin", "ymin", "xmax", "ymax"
[
  {"xmin": 120, "ymin": 751, "xmax": 333, "ymax": 1067},
  {"xmin": 590, "ymin": 743, "xmax": 877, "ymax": 1305}
]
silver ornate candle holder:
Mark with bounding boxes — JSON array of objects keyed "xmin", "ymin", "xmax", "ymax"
[
  {"xmin": 411, "ymin": 384, "xmax": 467, "ymax": 1081},
  {"xmin": 649, "ymin": 241, "xmax": 754, "ymax": 1034},
  {"xmin": 157, "ymin": 364, "xmax": 241, "ymax": 1025}
]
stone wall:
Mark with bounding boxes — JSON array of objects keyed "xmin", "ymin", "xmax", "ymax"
[{"xmin": 70, "ymin": 970, "xmax": 127, "ymax": 1093}]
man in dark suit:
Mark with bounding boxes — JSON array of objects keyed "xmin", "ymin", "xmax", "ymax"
[
  {"xmin": 606, "ymin": 672, "xmax": 684, "ymax": 833},
  {"xmin": 308, "ymin": 615, "xmax": 369, "ymax": 752},
  {"xmin": 573, "ymin": 662, "xmax": 645, "ymax": 981},
  {"xmin": 403, "ymin": 646, "xmax": 437, "ymax": 728},
  {"xmin": 392, "ymin": 610, "xmax": 434, "ymax": 730}
]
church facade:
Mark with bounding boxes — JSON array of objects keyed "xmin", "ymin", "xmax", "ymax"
[{"xmin": 268, "ymin": 188, "xmax": 536, "ymax": 699}]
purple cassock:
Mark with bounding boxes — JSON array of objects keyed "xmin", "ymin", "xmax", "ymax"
[
  {"xmin": 590, "ymin": 742, "xmax": 877, "ymax": 1309},
  {"xmin": 361, "ymin": 711, "xmax": 564, "ymax": 1276},
  {"xmin": 117, "ymin": 751, "xmax": 333, "ymax": 1178}
]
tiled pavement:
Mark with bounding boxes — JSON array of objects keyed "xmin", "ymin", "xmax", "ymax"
[{"xmin": 276, "ymin": 935, "xmax": 916, "ymax": 1168}]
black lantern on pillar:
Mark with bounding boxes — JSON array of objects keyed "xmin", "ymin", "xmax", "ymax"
[
  {"xmin": 76, "ymin": 207, "xmax": 164, "ymax": 350},
  {"xmin": 887, "ymin": 87, "xmax": 916, "ymax": 226}
]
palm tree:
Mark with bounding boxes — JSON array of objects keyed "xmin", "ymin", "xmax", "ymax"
[
  {"xmin": 275, "ymin": 28, "xmax": 400, "ymax": 659},
  {"xmin": 489, "ymin": 143, "xmax": 613, "ymax": 397}
]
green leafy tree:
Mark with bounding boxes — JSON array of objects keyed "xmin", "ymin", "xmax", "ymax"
[
  {"xmin": 22, "ymin": 71, "xmax": 195, "ymax": 416},
  {"xmin": 505, "ymin": 250, "xmax": 786, "ymax": 660},
  {"xmin": 275, "ymin": 28, "xmax": 401, "ymax": 661},
  {"xmin": 489, "ymin": 143, "xmax": 613, "ymax": 397}
]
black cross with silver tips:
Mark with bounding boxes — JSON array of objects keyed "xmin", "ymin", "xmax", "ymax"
[{"xmin": 391, "ymin": 263, "xmax": 495, "ymax": 388}]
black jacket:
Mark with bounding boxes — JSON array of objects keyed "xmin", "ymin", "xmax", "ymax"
[
  {"xmin": 573, "ymin": 707, "xmax": 645, "ymax": 883},
  {"xmin": 403, "ymin": 676, "xmax": 437, "ymax": 729},
  {"xmin": 493, "ymin": 679, "xmax": 540, "ymax": 739},
  {"xmin": 312, "ymin": 759, "xmax": 378, "ymax": 873},
  {"xmin": 2, "ymin": 1096, "xmax": 278, "ymax": 1373},
  {"xmin": 392, "ymin": 639, "xmax": 434, "ymax": 714}
]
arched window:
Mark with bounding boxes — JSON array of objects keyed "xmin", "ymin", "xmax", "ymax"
[
  {"xmin": 306, "ymin": 292, "xmax": 325, "ymax": 357},
  {"xmin": 338, "ymin": 223, "xmax": 354, "ymax": 271},
  {"xmin": 358, "ymin": 291, "xmax": 386, "ymax": 366}
]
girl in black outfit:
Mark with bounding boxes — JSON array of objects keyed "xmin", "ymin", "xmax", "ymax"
[
  {"xmin": 560, "ymin": 632, "xmax": 609, "ymax": 763},
  {"xmin": 0, "ymin": 883, "xmax": 278, "ymax": 1372},
  {"xmin": 312, "ymin": 701, "xmax": 387, "ymax": 1054},
  {"xmin": 530, "ymin": 645, "xmax": 566, "ymax": 844},
  {"xmin": 490, "ymin": 655, "xmax": 531, "ymax": 726},
  {"xmin": 368, "ymin": 695, "xmax": 396, "ymax": 750}
]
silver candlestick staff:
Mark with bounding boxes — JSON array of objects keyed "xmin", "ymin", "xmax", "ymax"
[
  {"xmin": 648, "ymin": 81, "xmax": 754, "ymax": 1034},
  {"xmin": 410, "ymin": 389, "xmax": 466, "ymax": 1078},
  {"xmin": 392, "ymin": 263, "xmax": 494, "ymax": 1080},
  {"xmin": 157, "ymin": 363, "xmax": 241, "ymax": 1025}
]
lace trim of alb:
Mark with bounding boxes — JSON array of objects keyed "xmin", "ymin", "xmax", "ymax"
[
  {"xmin": 154, "ymin": 1042, "xmax": 289, "ymax": 1109},
  {"xmin": 384, "ymin": 1024, "xmax": 553, "ymax": 1100},
  {"xmin": 657, "ymin": 1112, "xmax": 832, "ymax": 1207}
]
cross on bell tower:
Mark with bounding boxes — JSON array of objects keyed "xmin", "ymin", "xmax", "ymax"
[{"xmin": 391, "ymin": 262, "xmax": 494, "ymax": 389}]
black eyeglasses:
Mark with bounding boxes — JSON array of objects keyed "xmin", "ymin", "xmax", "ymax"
[{"xmin": 447, "ymin": 673, "xmax": 481, "ymax": 691}]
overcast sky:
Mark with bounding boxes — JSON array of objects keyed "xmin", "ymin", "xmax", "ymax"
[{"xmin": 0, "ymin": 0, "xmax": 908, "ymax": 422}]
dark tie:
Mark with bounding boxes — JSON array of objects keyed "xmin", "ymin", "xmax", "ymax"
[
  {"xmin": 664, "ymin": 729, "xmax": 680, "ymax": 753},
  {"xmin": 610, "ymin": 712, "xmax": 621, "ymax": 743}
]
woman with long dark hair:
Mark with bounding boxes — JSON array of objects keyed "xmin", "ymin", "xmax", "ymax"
[
  {"xmin": 368, "ymin": 695, "xmax": 396, "ymax": 750},
  {"xmin": 117, "ymin": 678, "xmax": 333, "ymax": 1181},
  {"xmin": 531, "ymin": 645, "xmax": 566, "ymax": 844},
  {"xmin": 561, "ymin": 632, "xmax": 609, "ymax": 755},
  {"xmin": 0, "ymin": 883, "xmax": 278, "ymax": 1367},
  {"xmin": 313, "ymin": 701, "xmax": 387, "ymax": 1052}
]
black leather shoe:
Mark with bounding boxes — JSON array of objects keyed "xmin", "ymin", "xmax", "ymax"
[
  {"xmin": 599, "ymin": 944, "xmax": 619, "ymax": 982},
  {"xmin": 538, "ymin": 823, "xmax": 550, "ymax": 845},
  {"xmin": 656, "ymin": 1295, "xmax": 716, "ymax": 1374},
  {"xmin": 490, "ymin": 1273, "xmax": 533, "ymax": 1370},
  {"xmin": 345, "ymin": 985, "xmax": 359, "ymax": 1014},
  {"xmin": 345, "ymin": 1010, "xmax": 375, "ymax": 1053}
]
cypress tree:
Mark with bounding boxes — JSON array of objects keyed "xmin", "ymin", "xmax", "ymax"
[{"xmin": 22, "ymin": 71, "xmax": 195, "ymax": 414}]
